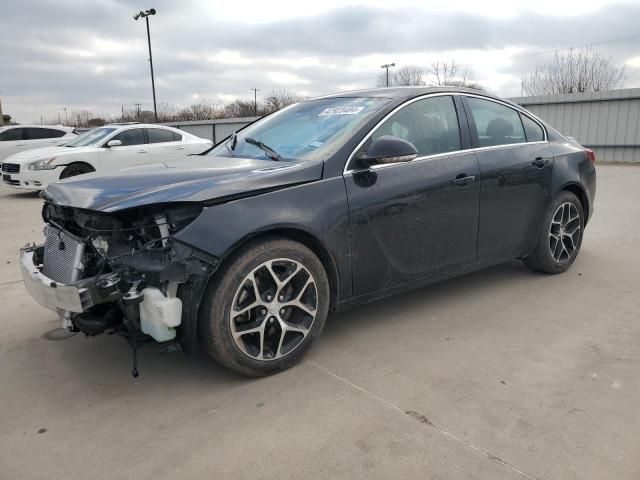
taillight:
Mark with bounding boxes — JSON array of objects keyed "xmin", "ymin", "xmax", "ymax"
[{"xmin": 584, "ymin": 148, "xmax": 596, "ymax": 164}]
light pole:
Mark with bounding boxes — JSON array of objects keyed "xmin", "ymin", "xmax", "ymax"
[
  {"xmin": 380, "ymin": 63, "xmax": 396, "ymax": 87},
  {"xmin": 250, "ymin": 88, "xmax": 260, "ymax": 116},
  {"xmin": 63, "ymin": 107, "xmax": 68, "ymax": 125},
  {"xmin": 134, "ymin": 8, "xmax": 158, "ymax": 123}
]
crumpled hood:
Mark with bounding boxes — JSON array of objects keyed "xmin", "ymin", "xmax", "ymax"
[
  {"xmin": 6, "ymin": 145, "xmax": 93, "ymax": 164},
  {"xmin": 43, "ymin": 156, "xmax": 324, "ymax": 212}
]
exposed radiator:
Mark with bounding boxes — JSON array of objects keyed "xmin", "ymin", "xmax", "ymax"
[{"xmin": 42, "ymin": 225, "xmax": 85, "ymax": 284}]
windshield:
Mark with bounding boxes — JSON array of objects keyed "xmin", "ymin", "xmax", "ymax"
[
  {"xmin": 65, "ymin": 127, "xmax": 118, "ymax": 147},
  {"xmin": 207, "ymin": 97, "xmax": 389, "ymax": 161}
]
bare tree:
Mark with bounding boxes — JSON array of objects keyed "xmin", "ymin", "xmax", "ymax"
[
  {"xmin": 174, "ymin": 98, "xmax": 219, "ymax": 121},
  {"xmin": 262, "ymin": 89, "xmax": 306, "ymax": 114},
  {"xmin": 376, "ymin": 65, "xmax": 426, "ymax": 87},
  {"xmin": 521, "ymin": 48, "xmax": 625, "ymax": 95},
  {"xmin": 69, "ymin": 109, "xmax": 94, "ymax": 127},
  {"xmin": 222, "ymin": 99, "xmax": 257, "ymax": 118},
  {"xmin": 156, "ymin": 102, "xmax": 179, "ymax": 122},
  {"xmin": 428, "ymin": 60, "xmax": 482, "ymax": 89}
]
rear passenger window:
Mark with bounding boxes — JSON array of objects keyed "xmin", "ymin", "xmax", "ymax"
[
  {"xmin": 25, "ymin": 128, "xmax": 54, "ymax": 140},
  {"xmin": 111, "ymin": 128, "xmax": 146, "ymax": 146},
  {"xmin": 372, "ymin": 96, "xmax": 461, "ymax": 157},
  {"xmin": 520, "ymin": 114, "xmax": 545, "ymax": 142},
  {"xmin": 466, "ymin": 98, "xmax": 526, "ymax": 147},
  {"xmin": 147, "ymin": 128, "xmax": 177, "ymax": 144},
  {"xmin": 48, "ymin": 129, "xmax": 68, "ymax": 138},
  {"xmin": 0, "ymin": 128, "xmax": 23, "ymax": 141}
]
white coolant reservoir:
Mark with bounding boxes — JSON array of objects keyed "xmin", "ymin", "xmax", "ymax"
[{"xmin": 139, "ymin": 287, "xmax": 182, "ymax": 342}]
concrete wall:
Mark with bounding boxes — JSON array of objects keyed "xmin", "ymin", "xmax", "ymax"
[{"xmin": 510, "ymin": 88, "xmax": 640, "ymax": 163}]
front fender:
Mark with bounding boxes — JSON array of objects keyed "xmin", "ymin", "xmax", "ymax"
[{"xmin": 174, "ymin": 177, "xmax": 352, "ymax": 302}]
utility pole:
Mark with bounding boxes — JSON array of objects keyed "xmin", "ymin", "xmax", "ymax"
[
  {"xmin": 134, "ymin": 103, "xmax": 142, "ymax": 121},
  {"xmin": 133, "ymin": 8, "xmax": 158, "ymax": 123},
  {"xmin": 250, "ymin": 88, "xmax": 260, "ymax": 116},
  {"xmin": 63, "ymin": 107, "xmax": 68, "ymax": 125},
  {"xmin": 0, "ymin": 93, "xmax": 4, "ymax": 127},
  {"xmin": 58, "ymin": 113, "xmax": 61, "ymax": 124},
  {"xmin": 380, "ymin": 63, "xmax": 396, "ymax": 87},
  {"xmin": 122, "ymin": 104, "xmax": 125, "ymax": 123}
]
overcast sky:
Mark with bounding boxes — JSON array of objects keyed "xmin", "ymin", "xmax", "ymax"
[{"xmin": 1, "ymin": 0, "xmax": 640, "ymax": 123}]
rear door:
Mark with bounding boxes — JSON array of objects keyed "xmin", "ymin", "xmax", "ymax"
[
  {"xmin": 25, "ymin": 127, "xmax": 68, "ymax": 151},
  {"xmin": 145, "ymin": 128, "xmax": 186, "ymax": 162},
  {"xmin": 462, "ymin": 96, "xmax": 554, "ymax": 258},
  {"xmin": 345, "ymin": 94, "xmax": 480, "ymax": 296},
  {"xmin": 0, "ymin": 127, "xmax": 27, "ymax": 160},
  {"xmin": 98, "ymin": 128, "xmax": 149, "ymax": 172}
]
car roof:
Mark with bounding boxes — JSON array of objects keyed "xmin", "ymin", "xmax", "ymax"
[
  {"xmin": 0, "ymin": 124, "xmax": 74, "ymax": 131},
  {"xmin": 313, "ymin": 86, "xmax": 520, "ymax": 107},
  {"xmin": 103, "ymin": 123, "xmax": 182, "ymax": 130}
]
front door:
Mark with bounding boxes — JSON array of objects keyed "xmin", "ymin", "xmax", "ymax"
[
  {"xmin": 345, "ymin": 95, "xmax": 480, "ymax": 296},
  {"xmin": 99, "ymin": 128, "xmax": 149, "ymax": 172},
  {"xmin": 463, "ymin": 96, "xmax": 554, "ymax": 258}
]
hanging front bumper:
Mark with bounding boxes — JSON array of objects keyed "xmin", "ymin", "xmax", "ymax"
[{"xmin": 20, "ymin": 246, "xmax": 94, "ymax": 313}]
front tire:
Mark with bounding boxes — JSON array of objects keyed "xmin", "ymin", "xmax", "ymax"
[
  {"xmin": 523, "ymin": 191, "xmax": 584, "ymax": 274},
  {"xmin": 199, "ymin": 237, "xmax": 330, "ymax": 377}
]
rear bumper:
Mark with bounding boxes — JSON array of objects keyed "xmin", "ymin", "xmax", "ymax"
[{"xmin": 20, "ymin": 247, "xmax": 94, "ymax": 313}]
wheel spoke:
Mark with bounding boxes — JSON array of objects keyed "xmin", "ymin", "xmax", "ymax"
[
  {"xmin": 233, "ymin": 300, "xmax": 259, "ymax": 317},
  {"xmin": 284, "ymin": 299, "xmax": 316, "ymax": 316},
  {"xmin": 272, "ymin": 261, "xmax": 300, "ymax": 294},
  {"xmin": 282, "ymin": 320, "xmax": 309, "ymax": 336}
]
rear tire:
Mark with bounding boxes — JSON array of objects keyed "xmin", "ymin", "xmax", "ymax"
[
  {"xmin": 199, "ymin": 237, "xmax": 330, "ymax": 377},
  {"xmin": 60, "ymin": 163, "xmax": 94, "ymax": 179},
  {"xmin": 523, "ymin": 191, "xmax": 584, "ymax": 274}
]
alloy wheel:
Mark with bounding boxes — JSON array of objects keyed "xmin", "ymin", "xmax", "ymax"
[
  {"xmin": 229, "ymin": 258, "xmax": 318, "ymax": 361},
  {"xmin": 549, "ymin": 202, "xmax": 581, "ymax": 264}
]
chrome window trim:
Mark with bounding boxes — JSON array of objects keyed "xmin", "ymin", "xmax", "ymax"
[{"xmin": 343, "ymin": 92, "xmax": 548, "ymax": 175}]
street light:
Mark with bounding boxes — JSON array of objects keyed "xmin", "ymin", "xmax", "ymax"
[
  {"xmin": 134, "ymin": 8, "xmax": 158, "ymax": 123},
  {"xmin": 380, "ymin": 63, "xmax": 396, "ymax": 87}
]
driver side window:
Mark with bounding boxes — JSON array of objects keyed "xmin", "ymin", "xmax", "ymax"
[
  {"xmin": 110, "ymin": 128, "xmax": 146, "ymax": 146},
  {"xmin": 371, "ymin": 96, "xmax": 461, "ymax": 157}
]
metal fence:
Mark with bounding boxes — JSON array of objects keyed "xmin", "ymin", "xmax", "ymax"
[
  {"xmin": 164, "ymin": 88, "xmax": 640, "ymax": 163},
  {"xmin": 162, "ymin": 117, "xmax": 259, "ymax": 144},
  {"xmin": 510, "ymin": 88, "xmax": 640, "ymax": 163}
]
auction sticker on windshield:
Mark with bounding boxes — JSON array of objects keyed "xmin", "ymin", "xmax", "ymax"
[{"xmin": 318, "ymin": 106, "xmax": 365, "ymax": 116}]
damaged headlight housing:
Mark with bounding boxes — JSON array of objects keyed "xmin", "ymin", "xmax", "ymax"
[{"xmin": 28, "ymin": 157, "xmax": 58, "ymax": 170}]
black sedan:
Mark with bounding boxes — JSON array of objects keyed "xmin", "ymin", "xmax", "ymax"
[{"xmin": 21, "ymin": 87, "xmax": 596, "ymax": 377}]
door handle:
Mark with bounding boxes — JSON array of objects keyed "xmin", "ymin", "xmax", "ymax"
[
  {"xmin": 137, "ymin": 150, "xmax": 148, "ymax": 154},
  {"xmin": 452, "ymin": 174, "xmax": 476, "ymax": 186},
  {"xmin": 532, "ymin": 157, "xmax": 549, "ymax": 168},
  {"xmin": 176, "ymin": 146, "xmax": 185, "ymax": 150}
]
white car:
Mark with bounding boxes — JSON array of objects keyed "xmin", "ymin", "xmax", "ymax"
[
  {"xmin": 1, "ymin": 123, "xmax": 213, "ymax": 191},
  {"xmin": 0, "ymin": 125, "xmax": 77, "ymax": 162}
]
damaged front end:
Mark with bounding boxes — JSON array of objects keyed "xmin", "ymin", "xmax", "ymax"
[{"xmin": 21, "ymin": 201, "xmax": 218, "ymax": 375}]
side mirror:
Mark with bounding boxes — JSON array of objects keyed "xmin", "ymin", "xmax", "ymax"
[
  {"xmin": 358, "ymin": 135, "xmax": 418, "ymax": 167},
  {"xmin": 106, "ymin": 139, "xmax": 122, "ymax": 148}
]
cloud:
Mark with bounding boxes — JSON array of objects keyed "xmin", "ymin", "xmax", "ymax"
[{"xmin": 1, "ymin": 0, "xmax": 639, "ymax": 122}]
